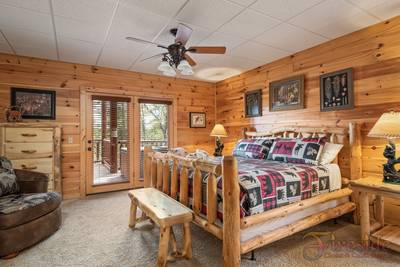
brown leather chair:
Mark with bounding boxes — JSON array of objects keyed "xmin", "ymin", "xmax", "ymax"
[{"xmin": 0, "ymin": 169, "xmax": 62, "ymax": 258}]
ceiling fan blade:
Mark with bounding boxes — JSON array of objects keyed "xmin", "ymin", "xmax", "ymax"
[
  {"xmin": 125, "ymin": 37, "xmax": 168, "ymax": 49},
  {"xmin": 184, "ymin": 53, "xmax": 197, "ymax": 67},
  {"xmin": 175, "ymin": 23, "xmax": 193, "ymax": 46},
  {"xmin": 188, "ymin": 46, "xmax": 226, "ymax": 54},
  {"xmin": 140, "ymin": 53, "xmax": 166, "ymax": 62}
]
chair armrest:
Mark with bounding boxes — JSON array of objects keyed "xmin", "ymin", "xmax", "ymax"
[{"xmin": 14, "ymin": 169, "xmax": 49, "ymax": 193}]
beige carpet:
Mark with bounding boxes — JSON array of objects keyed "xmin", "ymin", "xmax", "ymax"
[{"xmin": 2, "ymin": 191, "xmax": 400, "ymax": 267}]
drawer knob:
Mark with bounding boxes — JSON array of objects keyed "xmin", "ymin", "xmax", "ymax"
[
  {"xmin": 21, "ymin": 150, "xmax": 37, "ymax": 154},
  {"xmin": 21, "ymin": 165, "xmax": 38, "ymax": 170},
  {"xmin": 21, "ymin": 133, "xmax": 38, "ymax": 137}
]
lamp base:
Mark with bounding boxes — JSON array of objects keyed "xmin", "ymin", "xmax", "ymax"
[
  {"xmin": 213, "ymin": 137, "xmax": 224, "ymax": 157},
  {"xmin": 383, "ymin": 140, "xmax": 400, "ymax": 185}
]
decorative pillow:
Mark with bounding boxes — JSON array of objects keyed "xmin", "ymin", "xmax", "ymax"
[
  {"xmin": 319, "ymin": 142, "xmax": 343, "ymax": 165},
  {"xmin": 267, "ymin": 137, "xmax": 326, "ymax": 165},
  {"xmin": 0, "ymin": 157, "xmax": 19, "ymax": 197},
  {"xmin": 233, "ymin": 138, "xmax": 275, "ymax": 159}
]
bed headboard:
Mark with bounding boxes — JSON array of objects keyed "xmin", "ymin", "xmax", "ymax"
[{"xmin": 243, "ymin": 122, "xmax": 362, "ymax": 184}]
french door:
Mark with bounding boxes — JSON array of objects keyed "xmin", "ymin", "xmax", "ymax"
[{"xmin": 85, "ymin": 94, "xmax": 134, "ymax": 194}]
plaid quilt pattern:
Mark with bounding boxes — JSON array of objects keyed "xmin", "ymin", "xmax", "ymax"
[
  {"xmin": 178, "ymin": 157, "xmax": 332, "ymax": 221},
  {"xmin": 232, "ymin": 138, "xmax": 275, "ymax": 159},
  {"xmin": 267, "ymin": 137, "xmax": 326, "ymax": 165}
]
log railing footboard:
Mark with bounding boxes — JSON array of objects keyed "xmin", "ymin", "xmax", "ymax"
[{"xmin": 143, "ymin": 146, "xmax": 226, "ymax": 228}]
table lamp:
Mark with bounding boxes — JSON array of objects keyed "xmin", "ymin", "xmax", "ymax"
[
  {"xmin": 368, "ymin": 111, "xmax": 400, "ymax": 184},
  {"xmin": 210, "ymin": 124, "xmax": 228, "ymax": 157}
]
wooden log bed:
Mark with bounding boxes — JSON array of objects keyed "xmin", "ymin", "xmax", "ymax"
[{"xmin": 143, "ymin": 122, "xmax": 362, "ymax": 267}]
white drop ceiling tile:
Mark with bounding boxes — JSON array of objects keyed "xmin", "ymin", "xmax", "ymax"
[
  {"xmin": 347, "ymin": 0, "xmax": 400, "ymax": 20},
  {"xmin": 52, "ymin": 0, "xmax": 118, "ymax": 22},
  {"xmin": 231, "ymin": 41, "xmax": 290, "ymax": 62},
  {"xmin": 193, "ymin": 64, "xmax": 246, "ymax": 81},
  {"xmin": 198, "ymin": 31, "xmax": 246, "ymax": 52},
  {"xmin": 0, "ymin": 42, "xmax": 12, "ymax": 54},
  {"xmin": 130, "ymin": 57, "xmax": 162, "ymax": 75},
  {"xmin": 207, "ymin": 54, "xmax": 263, "ymax": 70},
  {"xmin": 121, "ymin": 0, "xmax": 187, "ymax": 18},
  {"xmin": 13, "ymin": 44, "xmax": 57, "ymax": 60},
  {"xmin": 255, "ymin": 23, "xmax": 328, "ymax": 53},
  {"xmin": 97, "ymin": 42, "xmax": 147, "ymax": 70},
  {"xmin": 0, "ymin": 0, "xmax": 50, "ymax": 13},
  {"xmin": 55, "ymin": 16, "xmax": 107, "ymax": 44},
  {"xmin": 58, "ymin": 38, "xmax": 102, "ymax": 65},
  {"xmin": 288, "ymin": 0, "xmax": 380, "ymax": 39},
  {"xmin": 2, "ymin": 28, "xmax": 55, "ymax": 50},
  {"xmin": 251, "ymin": 0, "xmax": 324, "ymax": 21},
  {"xmin": 227, "ymin": 0, "xmax": 256, "ymax": 7},
  {"xmin": 110, "ymin": 2, "xmax": 170, "ymax": 43},
  {"xmin": 176, "ymin": 0, "xmax": 243, "ymax": 30},
  {"xmin": 219, "ymin": 9, "xmax": 280, "ymax": 39},
  {"xmin": 0, "ymin": 4, "xmax": 53, "ymax": 34}
]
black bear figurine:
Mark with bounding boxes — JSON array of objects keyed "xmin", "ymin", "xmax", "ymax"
[{"xmin": 382, "ymin": 141, "xmax": 400, "ymax": 184}]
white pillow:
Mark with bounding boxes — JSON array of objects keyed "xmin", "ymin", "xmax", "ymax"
[{"xmin": 319, "ymin": 142, "xmax": 343, "ymax": 165}]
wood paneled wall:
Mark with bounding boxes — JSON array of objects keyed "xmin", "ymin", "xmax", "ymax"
[
  {"xmin": 216, "ymin": 16, "xmax": 400, "ymax": 224},
  {"xmin": 0, "ymin": 54, "xmax": 216, "ymax": 199}
]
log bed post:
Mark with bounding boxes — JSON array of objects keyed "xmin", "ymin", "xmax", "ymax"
[
  {"xmin": 349, "ymin": 122, "xmax": 362, "ymax": 224},
  {"xmin": 222, "ymin": 156, "xmax": 240, "ymax": 267},
  {"xmin": 144, "ymin": 146, "xmax": 153, "ymax": 188}
]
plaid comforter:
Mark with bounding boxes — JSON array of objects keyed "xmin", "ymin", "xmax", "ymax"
[{"xmin": 182, "ymin": 157, "xmax": 333, "ymax": 220}]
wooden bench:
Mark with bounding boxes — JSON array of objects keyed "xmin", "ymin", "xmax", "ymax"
[{"xmin": 128, "ymin": 188, "xmax": 193, "ymax": 267}]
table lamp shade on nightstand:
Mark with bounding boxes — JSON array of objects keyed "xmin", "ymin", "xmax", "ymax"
[
  {"xmin": 368, "ymin": 111, "xmax": 400, "ymax": 138},
  {"xmin": 210, "ymin": 124, "xmax": 227, "ymax": 157},
  {"xmin": 368, "ymin": 111, "xmax": 400, "ymax": 184}
]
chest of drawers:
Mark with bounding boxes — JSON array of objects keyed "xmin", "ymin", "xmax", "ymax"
[{"xmin": 0, "ymin": 124, "xmax": 61, "ymax": 193}]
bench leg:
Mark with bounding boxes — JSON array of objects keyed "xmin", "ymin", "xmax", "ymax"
[
  {"xmin": 157, "ymin": 226, "xmax": 170, "ymax": 267},
  {"xmin": 129, "ymin": 201, "xmax": 137, "ymax": 228},
  {"xmin": 182, "ymin": 222, "xmax": 192, "ymax": 260}
]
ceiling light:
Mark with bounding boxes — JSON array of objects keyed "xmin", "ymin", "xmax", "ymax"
[
  {"xmin": 163, "ymin": 68, "xmax": 176, "ymax": 77},
  {"xmin": 177, "ymin": 59, "xmax": 191, "ymax": 71},
  {"xmin": 158, "ymin": 60, "xmax": 172, "ymax": 72},
  {"xmin": 180, "ymin": 67, "xmax": 194, "ymax": 76}
]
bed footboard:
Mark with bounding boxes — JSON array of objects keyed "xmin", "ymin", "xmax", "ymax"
[{"xmin": 143, "ymin": 147, "xmax": 241, "ymax": 266}]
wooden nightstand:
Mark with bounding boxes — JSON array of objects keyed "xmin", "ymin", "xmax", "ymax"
[{"xmin": 350, "ymin": 177, "xmax": 400, "ymax": 252}]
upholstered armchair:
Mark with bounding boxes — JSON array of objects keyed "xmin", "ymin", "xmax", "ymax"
[{"xmin": 0, "ymin": 157, "xmax": 62, "ymax": 258}]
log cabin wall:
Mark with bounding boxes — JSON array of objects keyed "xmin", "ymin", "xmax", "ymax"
[
  {"xmin": 0, "ymin": 53, "xmax": 216, "ymax": 199},
  {"xmin": 216, "ymin": 16, "xmax": 400, "ymax": 224}
]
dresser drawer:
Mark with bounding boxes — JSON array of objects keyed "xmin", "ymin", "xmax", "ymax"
[
  {"xmin": 11, "ymin": 158, "xmax": 53, "ymax": 174},
  {"xmin": 5, "ymin": 143, "xmax": 53, "ymax": 159},
  {"xmin": 5, "ymin": 128, "xmax": 53, "ymax": 143}
]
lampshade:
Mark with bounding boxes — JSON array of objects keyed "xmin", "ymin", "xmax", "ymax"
[
  {"xmin": 368, "ymin": 111, "xmax": 400, "ymax": 139},
  {"xmin": 210, "ymin": 124, "xmax": 228, "ymax": 137},
  {"xmin": 158, "ymin": 60, "xmax": 172, "ymax": 72},
  {"xmin": 177, "ymin": 60, "xmax": 190, "ymax": 71}
]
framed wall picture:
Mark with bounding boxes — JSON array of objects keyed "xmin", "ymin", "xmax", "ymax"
[
  {"xmin": 244, "ymin": 89, "xmax": 262, "ymax": 118},
  {"xmin": 269, "ymin": 75, "xmax": 304, "ymax": 112},
  {"xmin": 189, "ymin": 112, "xmax": 206, "ymax": 128},
  {"xmin": 320, "ymin": 68, "xmax": 353, "ymax": 112},
  {"xmin": 11, "ymin": 88, "xmax": 56, "ymax": 120}
]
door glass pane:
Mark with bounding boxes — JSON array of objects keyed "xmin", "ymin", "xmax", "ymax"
[
  {"xmin": 92, "ymin": 97, "xmax": 130, "ymax": 185},
  {"xmin": 139, "ymin": 102, "xmax": 169, "ymax": 178}
]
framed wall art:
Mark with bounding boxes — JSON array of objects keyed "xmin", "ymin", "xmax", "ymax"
[
  {"xmin": 244, "ymin": 89, "xmax": 262, "ymax": 118},
  {"xmin": 189, "ymin": 112, "xmax": 206, "ymax": 128},
  {"xmin": 11, "ymin": 88, "xmax": 56, "ymax": 120},
  {"xmin": 320, "ymin": 68, "xmax": 353, "ymax": 112},
  {"xmin": 269, "ymin": 75, "xmax": 304, "ymax": 112}
]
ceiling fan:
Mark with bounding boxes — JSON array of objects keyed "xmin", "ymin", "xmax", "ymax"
[{"xmin": 126, "ymin": 23, "xmax": 226, "ymax": 77}]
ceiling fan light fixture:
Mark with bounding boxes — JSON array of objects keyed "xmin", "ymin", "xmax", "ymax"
[
  {"xmin": 158, "ymin": 60, "xmax": 172, "ymax": 72},
  {"xmin": 177, "ymin": 59, "xmax": 191, "ymax": 71},
  {"xmin": 180, "ymin": 67, "xmax": 194, "ymax": 76},
  {"xmin": 163, "ymin": 68, "xmax": 176, "ymax": 77}
]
